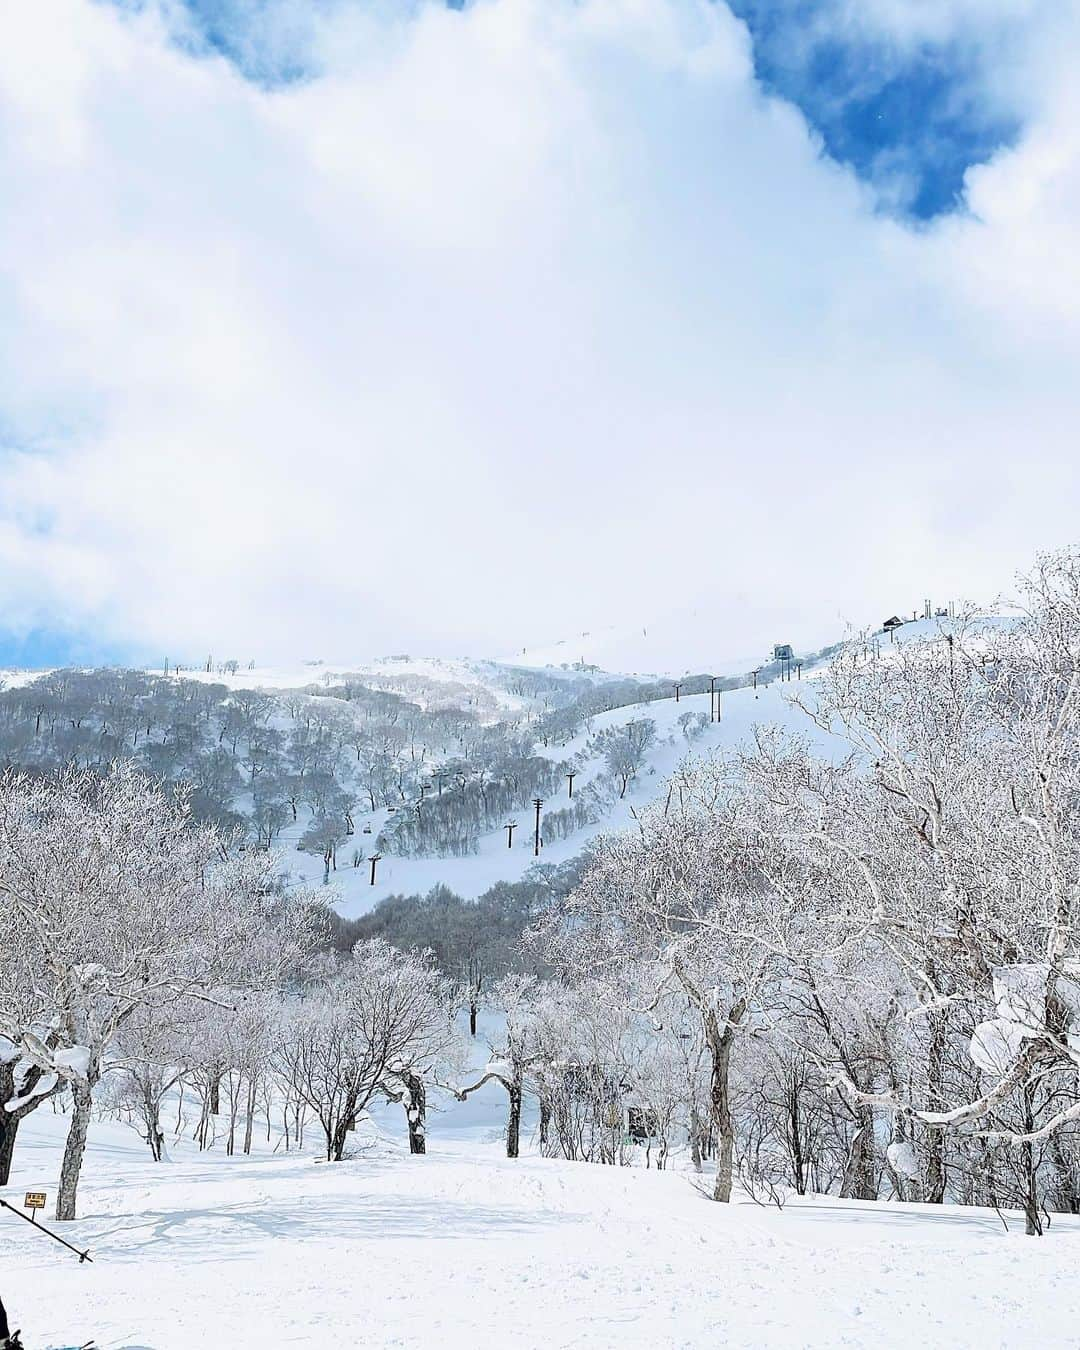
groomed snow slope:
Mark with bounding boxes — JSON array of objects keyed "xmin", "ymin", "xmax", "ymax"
[{"xmin": 2, "ymin": 1103, "xmax": 1077, "ymax": 1350}]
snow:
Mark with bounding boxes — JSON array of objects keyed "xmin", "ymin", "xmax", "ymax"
[
  {"xmin": 53, "ymin": 1046, "xmax": 92, "ymax": 1080},
  {"xmin": 503, "ymin": 605, "xmax": 1010, "ymax": 680},
  {"xmin": 290, "ymin": 615, "xmax": 1002, "ymax": 916},
  {"xmin": 2, "ymin": 612, "xmax": 1076, "ymax": 1348},
  {"xmin": 4, "ymin": 615, "xmax": 1012, "ymax": 923},
  {"xmin": 3, "ymin": 1070, "xmax": 58, "ymax": 1114},
  {"xmin": 0, "ymin": 668, "xmax": 46, "ymax": 690},
  {"xmin": 159, "ymin": 655, "xmax": 528, "ymax": 717},
  {"xmin": 970, "ymin": 1019, "xmax": 1026, "ymax": 1077},
  {"xmin": 508, "ymin": 608, "xmax": 780, "ymax": 679},
  {"xmin": 886, "ymin": 1140, "xmax": 920, "ymax": 1182},
  {"xmin": 3, "ymin": 1097, "xmax": 1080, "ymax": 1349},
  {"xmin": 968, "ymin": 964, "xmax": 1080, "ymax": 1075}
]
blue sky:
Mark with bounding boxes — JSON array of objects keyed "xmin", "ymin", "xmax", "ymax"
[
  {"xmin": 0, "ymin": 628, "xmax": 149, "ymax": 671},
  {"xmin": 726, "ymin": 0, "xmax": 1018, "ymax": 220}
]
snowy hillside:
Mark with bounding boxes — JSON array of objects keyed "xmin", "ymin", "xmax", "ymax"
[
  {"xmin": 322, "ymin": 674, "xmax": 836, "ymax": 916},
  {"xmin": 508, "ymin": 602, "xmax": 850, "ymax": 678},
  {"xmin": 0, "ymin": 610, "xmax": 989, "ymax": 919},
  {"xmin": 249, "ymin": 613, "xmax": 978, "ymax": 913},
  {"xmin": 3, "ymin": 596, "xmax": 1074, "ymax": 1350},
  {"xmin": 167, "ymin": 644, "xmax": 847, "ymax": 914}
]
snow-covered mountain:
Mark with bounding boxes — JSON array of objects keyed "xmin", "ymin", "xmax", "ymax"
[{"xmin": 0, "ymin": 609, "xmax": 983, "ymax": 919}]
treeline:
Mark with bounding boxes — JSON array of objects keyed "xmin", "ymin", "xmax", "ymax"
[{"xmin": 329, "ymin": 862, "xmax": 583, "ymax": 1026}]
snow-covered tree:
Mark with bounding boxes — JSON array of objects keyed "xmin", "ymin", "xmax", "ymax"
[
  {"xmin": 457, "ymin": 974, "xmax": 540, "ymax": 1159},
  {"xmin": 0, "ymin": 762, "xmax": 322, "ymax": 1218},
  {"xmin": 741, "ymin": 550, "xmax": 1080, "ymax": 1231},
  {"xmin": 537, "ymin": 754, "xmax": 803, "ymax": 1200},
  {"xmin": 274, "ymin": 939, "xmax": 458, "ymax": 1161}
]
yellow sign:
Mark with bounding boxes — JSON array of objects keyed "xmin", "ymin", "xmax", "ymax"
[{"xmin": 24, "ymin": 1191, "xmax": 46, "ymax": 1211}]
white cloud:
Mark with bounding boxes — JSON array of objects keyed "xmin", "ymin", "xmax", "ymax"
[{"xmin": 0, "ymin": 0, "xmax": 1078, "ymax": 667}]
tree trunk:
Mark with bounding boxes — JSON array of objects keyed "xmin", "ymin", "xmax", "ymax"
[
  {"xmin": 1022, "ymin": 1140, "xmax": 1041, "ymax": 1234},
  {"xmin": 330, "ymin": 1097, "xmax": 358, "ymax": 1162},
  {"xmin": 243, "ymin": 1080, "xmax": 257, "ymax": 1156},
  {"xmin": 924, "ymin": 1127, "xmax": 946, "ymax": 1205},
  {"xmin": 56, "ymin": 1079, "xmax": 94, "ymax": 1221},
  {"xmin": 469, "ymin": 1002, "xmax": 478, "ymax": 1037},
  {"xmin": 840, "ymin": 1111, "xmax": 877, "ymax": 1201},
  {"xmin": 1021, "ymin": 1080, "xmax": 1042, "ymax": 1236},
  {"xmin": 539, "ymin": 1097, "xmax": 551, "ymax": 1153},
  {"xmin": 0, "ymin": 1055, "xmax": 62, "ymax": 1185},
  {"xmin": 145, "ymin": 1097, "xmax": 165, "ymax": 1161},
  {"xmin": 711, "ymin": 1053, "xmax": 735, "ymax": 1203},
  {"xmin": 704, "ymin": 1006, "xmax": 740, "ymax": 1203},
  {"xmin": 689, "ymin": 1106, "xmax": 703, "ymax": 1173},
  {"xmin": 1050, "ymin": 1129, "xmax": 1080, "ymax": 1213},
  {"xmin": 787, "ymin": 1091, "xmax": 807, "ymax": 1195},
  {"xmin": 404, "ymin": 1072, "xmax": 427, "ymax": 1155},
  {"xmin": 924, "ymin": 1006, "xmax": 948, "ymax": 1203},
  {"xmin": 0, "ymin": 1111, "xmax": 19, "ymax": 1187},
  {"xmin": 506, "ymin": 1072, "xmax": 522, "ymax": 1159}
]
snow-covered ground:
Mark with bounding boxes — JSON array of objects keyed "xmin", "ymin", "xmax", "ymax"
[
  {"xmin": 2, "ymin": 610, "xmax": 1065, "ymax": 1350},
  {"xmin": 3, "ymin": 1089, "xmax": 1078, "ymax": 1350}
]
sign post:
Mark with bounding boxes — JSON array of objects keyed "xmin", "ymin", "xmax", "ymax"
[{"xmin": 23, "ymin": 1192, "xmax": 46, "ymax": 1225}]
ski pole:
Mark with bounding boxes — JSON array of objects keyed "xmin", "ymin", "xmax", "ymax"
[{"xmin": 0, "ymin": 1199, "xmax": 93, "ymax": 1263}]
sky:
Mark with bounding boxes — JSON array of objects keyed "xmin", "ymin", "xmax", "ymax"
[{"xmin": 1, "ymin": 0, "xmax": 1078, "ymax": 671}]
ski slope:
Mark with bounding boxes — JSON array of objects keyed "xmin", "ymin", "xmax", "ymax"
[
  {"xmin": 298, "ymin": 673, "xmax": 840, "ymax": 918},
  {"xmin": 311, "ymin": 612, "xmax": 1008, "ymax": 915},
  {"xmin": 2, "ymin": 1078, "xmax": 1078, "ymax": 1350},
  {"xmin": 149, "ymin": 649, "xmax": 845, "ymax": 917}
]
